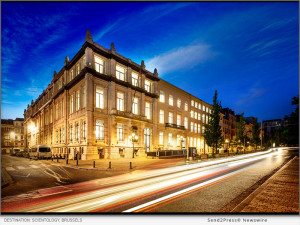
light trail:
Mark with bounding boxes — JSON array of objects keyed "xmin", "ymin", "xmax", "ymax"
[{"xmin": 2, "ymin": 148, "xmax": 281, "ymax": 213}]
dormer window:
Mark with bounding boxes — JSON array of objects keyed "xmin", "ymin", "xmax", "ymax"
[
  {"xmin": 95, "ymin": 56, "xmax": 104, "ymax": 73},
  {"xmin": 116, "ymin": 65, "xmax": 125, "ymax": 81}
]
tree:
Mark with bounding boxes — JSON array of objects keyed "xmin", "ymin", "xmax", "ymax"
[
  {"xmin": 251, "ymin": 118, "xmax": 260, "ymax": 150},
  {"xmin": 235, "ymin": 113, "xmax": 245, "ymax": 152},
  {"xmin": 203, "ymin": 90, "xmax": 224, "ymax": 157},
  {"xmin": 282, "ymin": 95, "xmax": 299, "ymax": 146}
]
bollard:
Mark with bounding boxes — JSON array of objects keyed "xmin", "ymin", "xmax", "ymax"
[
  {"xmin": 66, "ymin": 158, "xmax": 68, "ymax": 164},
  {"xmin": 76, "ymin": 158, "xmax": 78, "ymax": 166},
  {"xmin": 93, "ymin": 161, "xmax": 95, "ymax": 168},
  {"xmin": 52, "ymin": 157, "xmax": 53, "ymax": 161},
  {"xmin": 57, "ymin": 158, "xmax": 59, "ymax": 163},
  {"xmin": 130, "ymin": 162, "xmax": 132, "ymax": 169},
  {"xmin": 108, "ymin": 161, "xmax": 111, "ymax": 169}
]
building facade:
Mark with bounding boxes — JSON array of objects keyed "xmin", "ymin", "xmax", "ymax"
[
  {"xmin": 1, "ymin": 118, "xmax": 25, "ymax": 154},
  {"xmin": 24, "ymin": 30, "xmax": 212, "ymax": 160},
  {"xmin": 220, "ymin": 108, "xmax": 237, "ymax": 150}
]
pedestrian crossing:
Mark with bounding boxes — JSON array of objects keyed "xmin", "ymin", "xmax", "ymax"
[{"xmin": 5, "ymin": 164, "xmax": 48, "ymax": 171}]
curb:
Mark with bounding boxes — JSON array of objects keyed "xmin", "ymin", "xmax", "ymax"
[{"xmin": 231, "ymin": 156, "xmax": 298, "ymax": 212}]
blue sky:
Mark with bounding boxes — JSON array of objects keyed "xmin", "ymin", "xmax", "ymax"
[{"xmin": 1, "ymin": 2, "xmax": 299, "ymax": 121}]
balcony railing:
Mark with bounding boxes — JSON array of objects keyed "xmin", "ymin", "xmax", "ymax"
[{"xmin": 165, "ymin": 123, "xmax": 185, "ymax": 130}]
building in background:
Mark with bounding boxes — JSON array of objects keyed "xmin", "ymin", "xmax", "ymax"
[
  {"xmin": 261, "ymin": 119, "xmax": 285, "ymax": 135},
  {"xmin": 1, "ymin": 118, "xmax": 25, "ymax": 154},
  {"xmin": 220, "ymin": 108, "xmax": 237, "ymax": 151},
  {"xmin": 24, "ymin": 30, "xmax": 212, "ymax": 160}
]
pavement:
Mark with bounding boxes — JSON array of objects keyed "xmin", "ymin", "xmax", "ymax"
[{"xmin": 231, "ymin": 156, "xmax": 299, "ymax": 213}]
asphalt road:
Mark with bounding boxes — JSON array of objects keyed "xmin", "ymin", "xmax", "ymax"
[
  {"xmin": 1, "ymin": 148, "xmax": 298, "ymax": 213},
  {"xmin": 1, "ymin": 155, "xmax": 127, "ymax": 198}
]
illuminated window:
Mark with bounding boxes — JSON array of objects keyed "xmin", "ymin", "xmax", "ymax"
[
  {"xmin": 184, "ymin": 117, "xmax": 188, "ymax": 129},
  {"xmin": 117, "ymin": 123, "xmax": 123, "ymax": 141},
  {"xmin": 191, "ymin": 122, "xmax": 194, "ymax": 132},
  {"xmin": 202, "ymin": 114, "xmax": 205, "ymax": 123},
  {"xmin": 96, "ymin": 120, "xmax": 104, "ymax": 140},
  {"xmin": 198, "ymin": 124, "xmax": 201, "ymax": 134},
  {"xmin": 194, "ymin": 123, "xmax": 197, "ymax": 133},
  {"xmin": 168, "ymin": 133, "xmax": 172, "ymax": 146},
  {"xmin": 96, "ymin": 87, "xmax": 104, "ymax": 109},
  {"xmin": 117, "ymin": 92, "xmax": 124, "ymax": 111},
  {"xmin": 203, "ymin": 105, "xmax": 206, "ymax": 112},
  {"xmin": 94, "ymin": 56, "xmax": 104, "ymax": 73},
  {"xmin": 75, "ymin": 123, "xmax": 79, "ymax": 140},
  {"xmin": 132, "ymin": 72, "xmax": 139, "ymax": 86},
  {"xmin": 195, "ymin": 112, "xmax": 197, "ymax": 119},
  {"xmin": 195, "ymin": 102, "xmax": 198, "ymax": 108},
  {"xmin": 132, "ymin": 97, "xmax": 139, "ymax": 115},
  {"xmin": 159, "ymin": 110, "xmax": 164, "ymax": 123},
  {"xmin": 82, "ymin": 86, "xmax": 86, "ymax": 108},
  {"xmin": 185, "ymin": 102, "xmax": 188, "ymax": 111},
  {"xmin": 191, "ymin": 100, "xmax": 194, "ymax": 107},
  {"xmin": 76, "ymin": 90, "xmax": 80, "ymax": 111},
  {"xmin": 198, "ymin": 113, "xmax": 201, "ymax": 121},
  {"xmin": 159, "ymin": 132, "xmax": 164, "ymax": 145},
  {"xmin": 145, "ymin": 80, "xmax": 151, "ymax": 92},
  {"xmin": 145, "ymin": 102, "xmax": 151, "ymax": 119},
  {"xmin": 191, "ymin": 110, "xmax": 194, "ymax": 118},
  {"xmin": 116, "ymin": 65, "xmax": 125, "ymax": 81},
  {"xmin": 169, "ymin": 95, "xmax": 173, "ymax": 106},
  {"xmin": 76, "ymin": 64, "xmax": 80, "ymax": 76},
  {"xmin": 177, "ymin": 99, "xmax": 181, "ymax": 108},
  {"xmin": 177, "ymin": 115, "xmax": 181, "ymax": 125},
  {"xmin": 70, "ymin": 70, "xmax": 74, "ymax": 81},
  {"xmin": 160, "ymin": 91, "xmax": 165, "ymax": 103},
  {"xmin": 69, "ymin": 95, "xmax": 73, "ymax": 114},
  {"xmin": 198, "ymin": 103, "xmax": 201, "ymax": 110},
  {"xmin": 168, "ymin": 112, "xmax": 173, "ymax": 124}
]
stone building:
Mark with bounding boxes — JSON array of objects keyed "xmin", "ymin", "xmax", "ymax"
[
  {"xmin": 24, "ymin": 30, "xmax": 212, "ymax": 160},
  {"xmin": 220, "ymin": 108, "xmax": 237, "ymax": 150},
  {"xmin": 1, "ymin": 118, "xmax": 25, "ymax": 154}
]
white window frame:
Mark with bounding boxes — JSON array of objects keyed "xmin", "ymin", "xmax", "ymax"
[
  {"xmin": 96, "ymin": 120, "xmax": 104, "ymax": 140},
  {"xmin": 168, "ymin": 112, "xmax": 173, "ymax": 124},
  {"xmin": 117, "ymin": 92, "xmax": 124, "ymax": 111},
  {"xmin": 96, "ymin": 87, "xmax": 104, "ymax": 109},
  {"xmin": 145, "ymin": 102, "xmax": 151, "ymax": 119},
  {"xmin": 159, "ymin": 91, "xmax": 165, "ymax": 103},
  {"xmin": 132, "ymin": 97, "xmax": 139, "ymax": 115},
  {"xmin": 169, "ymin": 95, "xmax": 173, "ymax": 106},
  {"xmin": 159, "ymin": 132, "xmax": 164, "ymax": 145},
  {"xmin": 116, "ymin": 65, "xmax": 126, "ymax": 81},
  {"xmin": 159, "ymin": 110, "xmax": 164, "ymax": 124},
  {"xmin": 177, "ymin": 99, "xmax": 181, "ymax": 108},
  {"xmin": 132, "ymin": 72, "xmax": 139, "ymax": 86},
  {"xmin": 94, "ymin": 56, "xmax": 104, "ymax": 73},
  {"xmin": 168, "ymin": 133, "xmax": 172, "ymax": 146},
  {"xmin": 117, "ymin": 123, "xmax": 124, "ymax": 141},
  {"xmin": 145, "ymin": 80, "xmax": 151, "ymax": 92}
]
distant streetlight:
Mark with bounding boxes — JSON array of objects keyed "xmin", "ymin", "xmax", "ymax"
[
  {"xmin": 129, "ymin": 133, "xmax": 138, "ymax": 158},
  {"xmin": 225, "ymin": 139, "xmax": 229, "ymax": 156}
]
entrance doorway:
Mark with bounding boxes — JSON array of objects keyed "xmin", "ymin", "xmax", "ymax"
[{"xmin": 144, "ymin": 128, "xmax": 151, "ymax": 152}]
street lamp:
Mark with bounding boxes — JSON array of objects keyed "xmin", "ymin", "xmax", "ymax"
[
  {"xmin": 129, "ymin": 133, "xmax": 138, "ymax": 158},
  {"xmin": 225, "ymin": 139, "xmax": 229, "ymax": 156}
]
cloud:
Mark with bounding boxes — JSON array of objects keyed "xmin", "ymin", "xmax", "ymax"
[{"xmin": 145, "ymin": 43, "xmax": 217, "ymax": 75}]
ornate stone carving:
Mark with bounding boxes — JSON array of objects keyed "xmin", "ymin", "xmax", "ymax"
[{"xmin": 85, "ymin": 29, "xmax": 93, "ymax": 42}]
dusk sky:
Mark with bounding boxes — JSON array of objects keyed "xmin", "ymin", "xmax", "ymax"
[{"xmin": 1, "ymin": 2, "xmax": 299, "ymax": 122}]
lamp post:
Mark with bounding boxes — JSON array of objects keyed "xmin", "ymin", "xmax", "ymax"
[
  {"xmin": 129, "ymin": 133, "xmax": 138, "ymax": 158},
  {"xmin": 225, "ymin": 139, "xmax": 229, "ymax": 156}
]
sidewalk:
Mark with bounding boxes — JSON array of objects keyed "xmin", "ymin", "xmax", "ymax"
[{"xmin": 232, "ymin": 156, "xmax": 299, "ymax": 213}]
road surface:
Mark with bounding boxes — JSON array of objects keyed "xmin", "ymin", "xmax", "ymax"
[{"xmin": 1, "ymin": 147, "xmax": 298, "ymax": 213}]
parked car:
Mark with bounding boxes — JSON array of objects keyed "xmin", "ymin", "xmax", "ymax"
[
  {"xmin": 16, "ymin": 150, "xmax": 25, "ymax": 157},
  {"xmin": 10, "ymin": 148, "xmax": 21, "ymax": 156},
  {"xmin": 28, "ymin": 145, "xmax": 52, "ymax": 160}
]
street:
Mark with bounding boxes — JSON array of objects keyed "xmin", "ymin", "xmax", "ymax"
[{"xmin": 1, "ymin": 148, "xmax": 298, "ymax": 213}]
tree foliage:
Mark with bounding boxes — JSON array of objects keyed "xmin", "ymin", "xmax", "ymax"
[
  {"xmin": 251, "ymin": 117, "xmax": 260, "ymax": 150},
  {"xmin": 203, "ymin": 90, "xmax": 224, "ymax": 156},
  {"xmin": 235, "ymin": 113, "xmax": 245, "ymax": 145}
]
